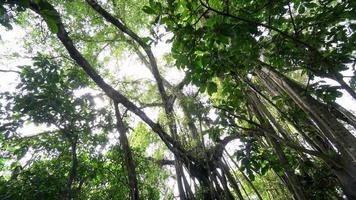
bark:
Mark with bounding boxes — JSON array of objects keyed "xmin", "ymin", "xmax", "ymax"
[
  {"xmin": 148, "ymin": 157, "xmax": 175, "ymax": 166},
  {"xmin": 246, "ymin": 85, "xmax": 293, "ymax": 142},
  {"xmin": 332, "ymin": 164, "xmax": 356, "ymax": 199},
  {"xmin": 258, "ymin": 68, "xmax": 356, "ymax": 130},
  {"xmin": 255, "ymin": 70, "xmax": 336, "ymax": 155},
  {"xmin": 0, "ymin": 69, "xmax": 20, "ymax": 74},
  {"xmin": 235, "ymin": 175, "xmax": 251, "ymax": 200},
  {"xmin": 210, "ymin": 134, "xmax": 240, "ymax": 162},
  {"xmin": 210, "ymin": 172, "xmax": 226, "ymax": 200},
  {"xmin": 58, "ymin": 128, "xmax": 79, "ymax": 200},
  {"xmin": 256, "ymin": 69, "xmax": 356, "ymax": 199},
  {"xmin": 114, "ymin": 102, "xmax": 139, "ymax": 200},
  {"xmin": 271, "ymin": 140, "xmax": 306, "ymax": 200},
  {"xmin": 197, "ymin": 175, "xmax": 214, "ymax": 200},
  {"xmin": 131, "ymin": 42, "xmax": 200, "ymax": 140},
  {"xmin": 180, "ymin": 101, "xmax": 200, "ymax": 139}
]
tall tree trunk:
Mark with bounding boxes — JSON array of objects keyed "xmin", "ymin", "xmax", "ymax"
[
  {"xmin": 88, "ymin": 3, "xmax": 202, "ymax": 198},
  {"xmin": 247, "ymin": 91, "xmax": 307, "ymax": 200},
  {"xmin": 33, "ymin": 0, "xmax": 196, "ymax": 166},
  {"xmin": 26, "ymin": 2, "xmax": 241, "ymax": 200},
  {"xmin": 210, "ymin": 171, "xmax": 226, "ymax": 200},
  {"xmin": 256, "ymin": 66, "xmax": 356, "ymax": 199},
  {"xmin": 260, "ymin": 66, "xmax": 356, "ymax": 162},
  {"xmin": 257, "ymin": 69, "xmax": 356, "ymax": 199},
  {"xmin": 114, "ymin": 103, "xmax": 139, "ymax": 200}
]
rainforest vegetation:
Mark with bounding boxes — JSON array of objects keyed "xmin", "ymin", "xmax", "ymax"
[{"xmin": 0, "ymin": 0, "xmax": 355, "ymax": 199}]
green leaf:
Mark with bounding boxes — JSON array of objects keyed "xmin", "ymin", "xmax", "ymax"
[
  {"xmin": 0, "ymin": 6, "xmax": 5, "ymax": 15},
  {"xmin": 261, "ymin": 165, "xmax": 269, "ymax": 175},
  {"xmin": 195, "ymin": 50, "xmax": 205, "ymax": 57},
  {"xmin": 207, "ymin": 81, "xmax": 217, "ymax": 95},
  {"xmin": 19, "ymin": 0, "xmax": 30, "ymax": 7},
  {"xmin": 142, "ymin": 6, "xmax": 155, "ymax": 14},
  {"xmin": 299, "ymin": 6, "xmax": 305, "ymax": 14}
]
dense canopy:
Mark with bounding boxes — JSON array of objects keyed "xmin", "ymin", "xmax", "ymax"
[{"xmin": 0, "ymin": 0, "xmax": 355, "ymax": 199}]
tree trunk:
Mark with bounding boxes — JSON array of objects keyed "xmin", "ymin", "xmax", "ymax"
[
  {"xmin": 61, "ymin": 133, "xmax": 78, "ymax": 200},
  {"xmin": 114, "ymin": 103, "xmax": 139, "ymax": 200},
  {"xmin": 247, "ymin": 91, "xmax": 307, "ymax": 200},
  {"xmin": 257, "ymin": 66, "xmax": 356, "ymax": 199},
  {"xmin": 260, "ymin": 66, "xmax": 356, "ymax": 162}
]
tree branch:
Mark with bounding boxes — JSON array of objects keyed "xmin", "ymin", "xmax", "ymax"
[{"xmin": 0, "ymin": 69, "xmax": 20, "ymax": 74}]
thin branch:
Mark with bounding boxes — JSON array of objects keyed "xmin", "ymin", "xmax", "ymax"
[
  {"xmin": 287, "ymin": 3, "xmax": 298, "ymax": 35},
  {"xmin": 193, "ymin": 9, "xmax": 210, "ymax": 26},
  {"xmin": 0, "ymin": 69, "xmax": 20, "ymax": 74}
]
